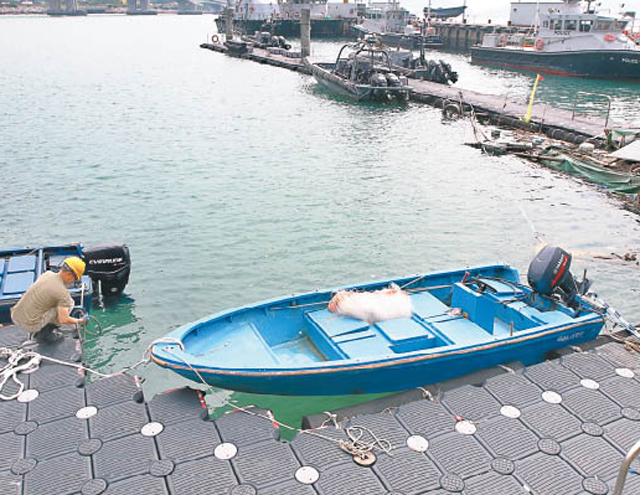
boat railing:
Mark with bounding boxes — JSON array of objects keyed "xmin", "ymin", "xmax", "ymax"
[
  {"xmin": 612, "ymin": 438, "xmax": 640, "ymax": 495},
  {"xmin": 571, "ymin": 91, "xmax": 612, "ymax": 128}
]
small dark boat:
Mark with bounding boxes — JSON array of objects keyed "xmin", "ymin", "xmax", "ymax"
[
  {"xmin": 242, "ymin": 31, "xmax": 291, "ymax": 51},
  {"xmin": 306, "ymin": 38, "xmax": 412, "ymax": 102},
  {"xmin": 424, "ymin": 5, "xmax": 467, "ymax": 19},
  {"xmin": 387, "ymin": 48, "xmax": 458, "ymax": 83},
  {"xmin": 151, "ymin": 247, "xmax": 607, "ymax": 396},
  {"xmin": 224, "ymin": 40, "xmax": 250, "ymax": 57},
  {"xmin": 0, "ymin": 242, "xmax": 131, "ymax": 323}
]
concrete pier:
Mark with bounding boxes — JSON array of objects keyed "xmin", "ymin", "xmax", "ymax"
[{"xmin": 199, "ymin": 42, "xmax": 618, "ymax": 146}]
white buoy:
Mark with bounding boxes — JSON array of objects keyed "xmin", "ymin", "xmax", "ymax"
[
  {"xmin": 455, "ymin": 420, "xmax": 477, "ymax": 435},
  {"xmin": 542, "ymin": 391, "xmax": 562, "ymax": 404},
  {"xmin": 17, "ymin": 389, "xmax": 39, "ymax": 403},
  {"xmin": 580, "ymin": 379, "xmax": 600, "ymax": 390},
  {"xmin": 140, "ymin": 422, "xmax": 164, "ymax": 437},
  {"xmin": 500, "ymin": 405, "xmax": 521, "ymax": 419},
  {"xmin": 76, "ymin": 406, "xmax": 98, "ymax": 419},
  {"xmin": 406, "ymin": 435, "xmax": 429, "ymax": 452},
  {"xmin": 295, "ymin": 466, "xmax": 320, "ymax": 484},
  {"xmin": 214, "ymin": 442, "xmax": 238, "ymax": 460}
]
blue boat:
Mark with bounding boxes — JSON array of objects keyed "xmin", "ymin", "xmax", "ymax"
[
  {"xmin": 0, "ymin": 242, "xmax": 132, "ymax": 324},
  {"xmin": 151, "ymin": 248, "xmax": 606, "ymax": 395}
]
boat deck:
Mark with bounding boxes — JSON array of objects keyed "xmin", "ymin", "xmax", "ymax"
[{"xmin": 2, "ymin": 323, "xmax": 639, "ymax": 495}]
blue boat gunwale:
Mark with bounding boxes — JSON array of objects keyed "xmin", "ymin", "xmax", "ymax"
[{"xmin": 150, "ymin": 264, "xmax": 605, "ymax": 376}]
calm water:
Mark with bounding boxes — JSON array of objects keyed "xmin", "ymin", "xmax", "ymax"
[{"xmin": 1, "ymin": 15, "xmax": 640, "ymax": 435}]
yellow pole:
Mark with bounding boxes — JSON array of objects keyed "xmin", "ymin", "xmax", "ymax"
[{"xmin": 524, "ymin": 74, "xmax": 541, "ymax": 123}]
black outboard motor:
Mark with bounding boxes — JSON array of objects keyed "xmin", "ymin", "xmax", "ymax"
[
  {"xmin": 83, "ymin": 243, "xmax": 131, "ymax": 297},
  {"xmin": 527, "ymin": 245, "xmax": 581, "ymax": 307}
]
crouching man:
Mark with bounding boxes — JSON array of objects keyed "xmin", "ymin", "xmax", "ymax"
[{"xmin": 11, "ymin": 256, "xmax": 88, "ymax": 342}]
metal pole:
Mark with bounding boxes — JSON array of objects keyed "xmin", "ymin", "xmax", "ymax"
[
  {"xmin": 225, "ymin": 6, "xmax": 234, "ymax": 40},
  {"xmin": 301, "ymin": 8, "xmax": 311, "ymax": 58},
  {"xmin": 612, "ymin": 438, "xmax": 640, "ymax": 495}
]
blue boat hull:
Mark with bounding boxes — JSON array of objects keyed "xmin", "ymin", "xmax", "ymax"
[
  {"xmin": 471, "ymin": 47, "xmax": 640, "ymax": 80},
  {"xmin": 151, "ymin": 265, "xmax": 605, "ymax": 395},
  {"xmin": 156, "ymin": 320, "xmax": 602, "ymax": 395}
]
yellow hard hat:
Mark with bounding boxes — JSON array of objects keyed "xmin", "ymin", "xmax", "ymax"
[{"xmin": 63, "ymin": 257, "xmax": 86, "ymax": 281}]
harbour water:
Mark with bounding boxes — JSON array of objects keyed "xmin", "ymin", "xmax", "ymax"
[{"xmin": 1, "ymin": 15, "xmax": 639, "ymax": 435}]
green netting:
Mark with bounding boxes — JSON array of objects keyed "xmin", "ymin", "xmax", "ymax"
[{"xmin": 539, "ymin": 148, "xmax": 640, "ymax": 194}]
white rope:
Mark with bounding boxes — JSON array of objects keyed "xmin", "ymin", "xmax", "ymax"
[
  {"xmin": 0, "ymin": 348, "xmax": 41, "ymax": 401},
  {"xmin": 0, "ymin": 336, "xmax": 184, "ymax": 401}
]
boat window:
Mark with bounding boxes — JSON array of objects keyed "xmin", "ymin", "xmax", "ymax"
[
  {"xmin": 593, "ymin": 20, "xmax": 614, "ymax": 31},
  {"xmin": 551, "ymin": 19, "xmax": 563, "ymax": 30},
  {"xmin": 579, "ymin": 20, "xmax": 592, "ymax": 32},
  {"xmin": 565, "ymin": 19, "xmax": 577, "ymax": 31},
  {"xmin": 542, "ymin": 20, "xmax": 549, "ymax": 28},
  {"xmin": 615, "ymin": 20, "xmax": 628, "ymax": 31}
]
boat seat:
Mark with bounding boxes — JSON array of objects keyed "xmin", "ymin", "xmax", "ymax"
[
  {"xmin": 375, "ymin": 317, "xmax": 440, "ymax": 353},
  {"xmin": 510, "ymin": 301, "xmax": 572, "ymax": 326},
  {"xmin": 305, "ymin": 309, "xmax": 394, "ymax": 358},
  {"xmin": 450, "ymin": 283, "xmax": 498, "ymax": 334},
  {"xmin": 410, "ymin": 291, "xmax": 450, "ymax": 320},
  {"xmin": 431, "ymin": 315, "xmax": 493, "ymax": 347},
  {"xmin": 7, "ymin": 255, "xmax": 37, "ymax": 273},
  {"xmin": 3, "ymin": 272, "xmax": 35, "ymax": 295}
]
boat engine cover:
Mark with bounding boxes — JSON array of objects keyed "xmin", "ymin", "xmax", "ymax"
[
  {"xmin": 527, "ymin": 245, "xmax": 577, "ymax": 305},
  {"xmin": 371, "ymin": 73, "xmax": 388, "ymax": 87},
  {"xmin": 83, "ymin": 242, "xmax": 131, "ymax": 296}
]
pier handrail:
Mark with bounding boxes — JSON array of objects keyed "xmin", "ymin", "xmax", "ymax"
[
  {"xmin": 612, "ymin": 438, "xmax": 640, "ymax": 495},
  {"xmin": 571, "ymin": 91, "xmax": 612, "ymax": 128}
]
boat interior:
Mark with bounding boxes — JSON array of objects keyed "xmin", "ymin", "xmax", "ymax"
[
  {"xmin": 180, "ymin": 267, "xmax": 589, "ymax": 368},
  {"xmin": 0, "ymin": 245, "xmax": 91, "ymax": 322}
]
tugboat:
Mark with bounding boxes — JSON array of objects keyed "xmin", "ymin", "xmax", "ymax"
[
  {"xmin": 471, "ymin": 0, "xmax": 640, "ymax": 80},
  {"xmin": 353, "ymin": 1, "xmax": 443, "ymax": 49},
  {"xmin": 306, "ymin": 37, "xmax": 412, "ymax": 102}
]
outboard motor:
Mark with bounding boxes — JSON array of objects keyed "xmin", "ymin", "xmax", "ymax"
[
  {"xmin": 371, "ymin": 73, "xmax": 388, "ymax": 87},
  {"xmin": 83, "ymin": 243, "xmax": 131, "ymax": 297},
  {"xmin": 385, "ymin": 72, "xmax": 401, "ymax": 87},
  {"xmin": 527, "ymin": 245, "xmax": 583, "ymax": 307}
]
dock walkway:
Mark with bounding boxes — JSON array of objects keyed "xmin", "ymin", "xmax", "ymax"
[
  {"xmin": 201, "ymin": 42, "xmax": 617, "ymax": 144},
  {"xmin": 1, "ymin": 323, "xmax": 639, "ymax": 494}
]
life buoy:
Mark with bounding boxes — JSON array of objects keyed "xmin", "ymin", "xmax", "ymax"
[
  {"xmin": 250, "ymin": 5, "xmax": 254, "ymax": 12},
  {"xmin": 293, "ymin": 11, "xmax": 300, "ymax": 18},
  {"xmin": 604, "ymin": 33, "xmax": 616, "ymax": 42},
  {"xmin": 211, "ymin": 34, "xmax": 219, "ymax": 43},
  {"xmin": 535, "ymin": 38, "xmax": 544, "ymax": 50}
]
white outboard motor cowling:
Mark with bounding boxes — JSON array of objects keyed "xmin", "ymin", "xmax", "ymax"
[{"xmin": 83, "ymin": 243, "xmax": 131, "ymax": 297}]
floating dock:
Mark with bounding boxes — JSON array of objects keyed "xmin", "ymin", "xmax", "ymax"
[
  {"xmin": 200, "ymin": 42, "xmax": 616, "ymax": 145},
  {"xmin": 2, "ymin": 322, "xmax": 640, "ymax": 495}
]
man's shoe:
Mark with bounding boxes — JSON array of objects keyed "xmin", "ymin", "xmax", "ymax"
[{"xmin": 34, "ymin": 324, "xmax": 64, "ymax": 344}]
